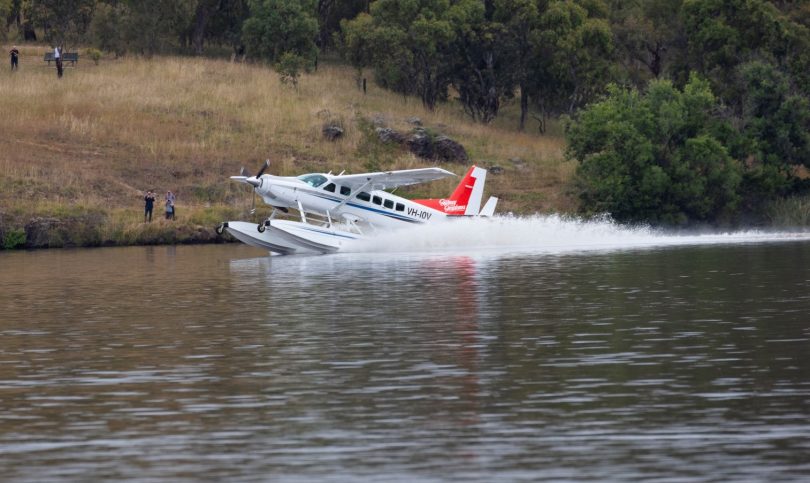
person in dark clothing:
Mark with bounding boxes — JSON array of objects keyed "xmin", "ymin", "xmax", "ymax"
[
  {"xmin": 166, "ymin": 191, "xmax": 176, "ymax": 220},
  {"xmin": 165, "ymin": 198, "xmax": 174, "ymax": 220},
  {"xmin": 144, "ymin": 190, "xmax": 155, "ymax": 222},
  {"xmin": 10, "ymin": 46, "xmax": 19, "ymax": 71},
  {"xmin": 54, "ymin": 46, "xmax": 63, "ymax": 78}
]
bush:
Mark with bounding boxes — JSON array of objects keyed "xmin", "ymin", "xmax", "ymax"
[
  {"xmin": 86, "ymin": 48, "xmax": 102, "ymax": 65},
  {"xmin": 276, "ymin": 52, "xmax": 306, "ymax": 88},
  {"xmin": 568, "ymin": 75, "xmax": 742, "ymax": 225},
  {"xmin": 765, "ymin": 195, "xmax": 810, "ymax": 227},
  {"xmin": 3, "ymin": 228, "xmax": 26, "ymax": 250}
]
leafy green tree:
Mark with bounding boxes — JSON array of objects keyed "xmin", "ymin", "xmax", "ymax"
[
  {"xmin": 91, "ymin": 0, "xmax": 196, "ymax": 56},
  {"xmin": 531, "ymin": 0, "xmax": 614, "ymax": 122},
  {"xmin": 1, "ymin": 0, "xmax": 12, "ymax": 37},
  {"xmin": 181, "ymin": 0, "xmax": 249, "ymax": 55},
  {"xmin": 340, "ymin": 0, "xmax": 457, "ymax": 110},
  {"xmin": 681, "ymin": 0, "xmax": 810, "ymax": 100},
  {"xmin": 317, "ymin": 0, "xmax": 368, "ymax": 49},
  {"xmin": 568, "ymin": 75, "xmax": 742, "ymax": 225},
  {"xmin": 450, "ymin": 0, "xmax": 516, "ymax": 123},
  {"xmin": 28, "ymin": 0, "xmax": 95, "ymax": 49},
  {"xmin": 608, "ymin": 0, "xmax": 686, "ymax": 86},
  {"xmin": 242, "ymin": 0, "xmax": 319, "ymax": 66},
  {"xmin": 731, "ymin": 60, "xmax": 810, "ymax": 209},
  {"xmin": 493, "ymin": 0, "xmax": 540, "ymax": 130},
  {"xmin": 276, "ymin": 51, "xmax": 306, "ymax": 87},
  {"xmin": 336, "ymin": 12, "xmax": 375, "ymax": 88}
]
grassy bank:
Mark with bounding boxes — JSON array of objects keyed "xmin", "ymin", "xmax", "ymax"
[{"xmin": 1, "ymin": 44, "xmax": 573, "ymax": 249}]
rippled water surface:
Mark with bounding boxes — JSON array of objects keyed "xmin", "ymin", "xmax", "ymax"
[{"xmin": 1, "ymin": 239, "xmax": 810, "ymax": 481}]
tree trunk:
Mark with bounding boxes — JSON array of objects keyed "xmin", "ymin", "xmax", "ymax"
[
  {"xmin": 192, "ymin": 3, "xmax": 211, "ymax": 56},
  {"xmin": 519, "ymin": 84, "xmax": 528, "ymax": 131}
]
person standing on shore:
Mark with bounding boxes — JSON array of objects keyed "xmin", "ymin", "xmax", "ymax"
[
  {"xmin": 54, "ymin": 46, "xmax": 63, "ymax": 78},
  {"xmin": 165, "ymin": 197, "xmax": 174, "ymax": 220},
  {"xmin": 166, "ymin": 191, "xmax": 176, "ymax": 220},
  {"xmin": 10, "ymin": 46, "xmax": 19, "ymax": 71},
  {"xmin": 144, "ymin": 190, "xmax": 155, "ymax": 222}
]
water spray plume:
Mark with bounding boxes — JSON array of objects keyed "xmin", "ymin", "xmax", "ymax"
[{"xmin": 351, "ymin": 214, "xmax": 810, "ymax": 255}]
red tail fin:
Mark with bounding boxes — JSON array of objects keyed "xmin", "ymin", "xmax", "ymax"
[{"xmin": 413, "ymin": 166, "xmax": 487, "ymax": 215}]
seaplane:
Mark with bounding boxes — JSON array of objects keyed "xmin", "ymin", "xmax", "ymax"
[{"xmin": 216, "ymin": 161, "xmax": 498, "ymax": 255}]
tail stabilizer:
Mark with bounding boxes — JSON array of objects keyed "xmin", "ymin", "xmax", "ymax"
[
  {"xmin": 479, "ymin": 196, "xmax": 498, "ymax": 217},
  {"xmin": 413, "ymin": 166, "xmax": 488, "ymax": 216}
]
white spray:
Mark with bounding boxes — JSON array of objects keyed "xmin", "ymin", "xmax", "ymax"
[{"xmin": 350, "ymin": 214, "xmax": 810, "ymax": 256}]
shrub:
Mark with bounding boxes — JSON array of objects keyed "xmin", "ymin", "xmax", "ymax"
[
  {"xmin": 3, "ymin": 228, "xmax": 26, "ymax": 250},
  {"xmin": 568, "ymin": 75, "xmax": 742, "ymax": 225},
  {"xmin": 86, "ymin": 48, "xmax": 102, "ymax": 65},
  {"xmin": 276, "ymin": 52, "xmax": 306, "ymax": 88},
  {"xmin": 765, "ymin": 195, "xmax": 810, "ymax": 227}
]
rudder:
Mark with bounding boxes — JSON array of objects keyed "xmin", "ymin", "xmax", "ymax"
[{"xmin": 413, "ymin": 166, "xmax": 487, "ymax": 216}]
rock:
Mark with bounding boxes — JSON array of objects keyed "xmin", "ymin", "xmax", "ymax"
[
  {"xmin": 375, "ymin": 127, "xmax": 406, "ymax": 145},
  {"xmin": 406, "ymin": 130, "xmax": 433, "ymax": 159},
  {"xmin": 370, "ymin": 113, "xmax": 388, "ymax": 127},
  {"xmin": 510, "ymin": 157, "xmax": 527, "ymax": 170},
  {"xmin": 433, "ymin": 135, "xmax": 469, "ymax": 164},
  {"xmin": 322, "ymin": 124, "xmax": 344, "ymax": 141},
  {"xmin": 25, "ymin": 217, "xmax": 64, "ymax": 248},
  {"xmin": 406, "ymin": 116, "xmax": 422, "ymax": 126},
  {"xmin": 489, "ymin": 166, "xmax": 505, "ymax": 175}
]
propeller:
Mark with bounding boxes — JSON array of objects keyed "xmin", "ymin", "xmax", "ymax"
[{"xmin": 255, "ymin": 159, "xmax": 270, "ymax": 178}]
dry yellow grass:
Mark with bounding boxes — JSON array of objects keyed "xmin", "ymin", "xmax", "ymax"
[{"xmin": 1, "ymin": 44, "xmax": 574, "ymax": 226}]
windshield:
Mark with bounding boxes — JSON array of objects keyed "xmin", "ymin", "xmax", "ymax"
[{"xmin": 297, "ymin": 174, "xmax": 328, "ymax": 187}]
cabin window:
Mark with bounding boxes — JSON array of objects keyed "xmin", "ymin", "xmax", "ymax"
[
  {"xmin": 357, "ymin": 192, "xmax": 371, "ymax": 202},
  {"xmin": 323, "ymin": 183, "xmax": 336, "ymax": 193},
  {"xmin": 372, "ymin": 195, "xmax": 382, "ymax": 205},
  {"xmin": 340, "ymin": 186, "xmax": 351, "ymax": 196},
  {"xmin": 395, "ymin": 203, "xmax": 405, "ymax": 212},
  {"xmin": 383, "ymin": 199, "xmax": 394, "ymax": 209},
  {"xmin": 298, "ymin": 174, "xmax": 328, "ymax": 187}
]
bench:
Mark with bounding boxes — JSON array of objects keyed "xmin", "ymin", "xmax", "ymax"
[{"xmin": 44, "ymin": 52, "xmax": 79, "ymax": 65}]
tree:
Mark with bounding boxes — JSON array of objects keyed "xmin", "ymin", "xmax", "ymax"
[
  {"xmin": 568, "ymin": 75, "xmax": 742, "ymax": 225},
  {"xmin": 1, "ymin": 0, "xmax": 12, "ymax": 37},
  {"xmin": 182, "ymin": 0, "xmax": 249, "ymax": 55},
  {"xmin": 28, "ymin": 0, "xmax": 95, "ymax": 49},
  {"xmin": 731, "ymin": 60, "xmax": 810, "ymax": 209},
  {"xmin": 530, "ymin": 0, "xmax": 615, "ymax": 124},
  {"xmin": 91, "ymin": 0, "xmax": 196, "ymax": 56},
  {"xmin": 493, "ymin": 0, "xmax": 540, "ymax": 130},
  {"xmin": 449, "ymin": 0, "xmax": 517, "ymax": 123},
  {"xmin": 316, "ymin": 0, "xmax": 368, "ymax": 49},
  {"xmin": 340, "ymin": 0, "xmax": 457, "ymax": 110},
  {"xmin": 608, "ymin": 0, "xmax": 686, "ymax": 86},
  {"xmin": 242, "ymin": 0, "xmax": 319, "ymax": 66},
  {"xmin": 336, "ymin": 12, "xmax": 375, "ymax": 88},
  {"xmin": 680, "ymin": 0, "xmax": 810, "ymax": 102}
]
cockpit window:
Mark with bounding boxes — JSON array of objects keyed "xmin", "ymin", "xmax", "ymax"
[
  {"xmin": 298, "ymin": 174, "xmax": 328, "ymax": 187},
  {"xmin": 323, "ymin": 183, "xmax": 336, "ymax": 193}
]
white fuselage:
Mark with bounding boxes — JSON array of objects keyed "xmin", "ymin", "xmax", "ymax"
[{"xmin": 254, "ymin": 174, "xmax": 448, "ymax": 230}]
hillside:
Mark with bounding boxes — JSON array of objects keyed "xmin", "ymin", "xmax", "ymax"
[{"xmin": 0, "ymin": 44, "xmax": 573, "ymax": 248}]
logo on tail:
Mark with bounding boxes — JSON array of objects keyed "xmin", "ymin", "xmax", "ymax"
[{"xmin": 413, "ymin": 166, "xmax": 488, "ymax": 216}]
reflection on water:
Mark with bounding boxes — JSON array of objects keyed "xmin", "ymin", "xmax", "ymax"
[{"xmin": 1, "ymin": 242, "xmax": 810, "ymax": 481}]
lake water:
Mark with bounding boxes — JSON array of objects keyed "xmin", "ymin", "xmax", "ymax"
[{"xmin": 2, "ymin": 217, "xmax": 810, "ymax": 481}]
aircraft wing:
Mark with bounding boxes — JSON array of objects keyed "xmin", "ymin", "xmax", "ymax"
[{"xmin": 331, "ymin": 167, "xmax": 456, "ymax": 191}]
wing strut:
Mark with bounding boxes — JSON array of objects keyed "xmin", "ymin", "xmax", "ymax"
[{"xmin": 332, "ymin": 179, "xmax": 372, "ymax": 213}]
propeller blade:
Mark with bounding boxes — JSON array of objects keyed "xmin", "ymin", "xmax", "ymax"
[
  {"xmin": 250, "ymin": 190, "xmax": 256, "ymax": 215},
  {"xmin": 240, "ymin": 166, "xmax": 247, "ymax": 177},
  {"xmin": 255, "ymin": 159, "xmax": 270, "ymax": 178}
]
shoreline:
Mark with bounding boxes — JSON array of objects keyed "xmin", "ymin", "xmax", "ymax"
[{"xmin": 0, "ymin": 209, "xmax": 240, "ymax": 250}]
